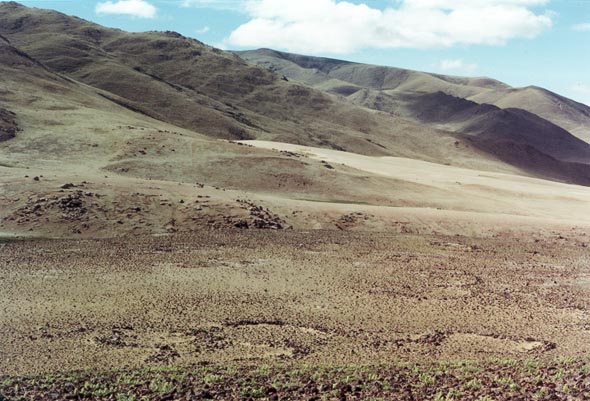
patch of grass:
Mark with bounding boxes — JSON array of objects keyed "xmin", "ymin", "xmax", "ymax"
[
  {"xmin": 464, "ymin": 378, "xmax": 482, "ymax": 390},
  {"xmin": 253, "ymin": 364, "xmax": 271, "ymax": 376},
  {"xmin": 1, "ymin": 379, "xmax": 14, "ymax": 387},
  {"xmin": 203, "ymin": 374, "xmax": 223, "ymax": 385},
  {"xmin": 80, "ymin": 381, "xmax": 116, "ymax": 397},
  {"xmin": 117, "ymin": 373, "xmax": 144, "ymax": 386},
  {"xmin": 116, "ymin": 392, "xmax": 138, "ymax": 401},
  {"xmin": 553, "ymin": 367, "xmax": 565, "ymax": 380},
  {"xmin": 418, "ymin": 372, "xmax": 436, "ymax": 386},
  {"xmin": 495, "ymin": 376, "xmax": 515, "ymax": 387},
  {"xmin": 5, "ymin": 358, "xmax": 590, "ymax": 401},
  {"xmin": 434, "ymin": 391, "xmax": 456, "ymax": 401},
  {"xmin": 240, "ymin": 386, "xmax": 265, "ymax": 398},
  {"xmin": 148, "ymin": 377, "xmax": 175, "ymax": 395},
  {"xmin": 557, "ymin": 356, "xmax": 576, "ymax": 366}
]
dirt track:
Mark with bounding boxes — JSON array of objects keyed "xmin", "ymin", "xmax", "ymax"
[{"xmin": 2, "ymin": 230, "xmax": 590, "ymax": 378}]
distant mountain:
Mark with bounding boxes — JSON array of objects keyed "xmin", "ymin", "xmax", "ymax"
[
  {"xmin": 0, "ymin": 1, "xmax": 479, "ymax": 166},
  {"xmin": 2, "ymin": 2, "xmax": 590, "ymax": 186},
  {"xmin": 237, "ymin": 48, "xmax": 590, "ymax": 184},
  {"xmin": 238, "ymin": 49, "xmax": 590, "ymax": 144}
]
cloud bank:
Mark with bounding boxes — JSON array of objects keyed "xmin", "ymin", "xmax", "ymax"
[
  {"xmin": 226, "ymin": 0, "xmax": 553, "ymax": 54},
  {"xmin": 439, "ymin": 59, "xmax": 478, "ymax": 74},
  {"xmin": 572, "ymin": 23, "xmax": 590, "ymax": 32},
  {"xmin": 96, "ymin": 0, "xmax": 156, "ymax": 18},
  {"xmin": 181, "ymin": 0, "xmax": 242, "ymax": 10}
]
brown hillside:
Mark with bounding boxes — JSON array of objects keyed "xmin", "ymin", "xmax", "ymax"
[
  {"xmin": 0, "ymin": 1, "xmax": 483, "ymax": 167},
  {"xmin": 239, "ymin": 49, "xmax": 590, "ymax": 184},
  {"xmin": 239, "ymin": 48, "xmax": 590, "ymax": 143}
]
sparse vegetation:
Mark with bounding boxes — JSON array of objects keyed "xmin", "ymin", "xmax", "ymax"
[
  {"xmin": 2, "ymin": 3, "xmax": 590, "ymax": 401},
  {"xmin": 2, "ymin": 360, "xmax": 590, "ymax": 400}
]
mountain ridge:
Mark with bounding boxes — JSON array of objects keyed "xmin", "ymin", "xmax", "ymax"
[{"xmin": 238, "ymin": 48, "xmax": 590, "ymax": 143}]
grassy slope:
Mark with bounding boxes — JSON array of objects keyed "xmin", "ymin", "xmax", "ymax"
[
  {"xmin": 0, "ymin": 28, "xmax": 490, "ymax": 238},
  {"xmin": 2, "ymin": 2, "xmax": 590, "ymax": 238},
  {"xmin": 238, "ymin": 49, "xmax": 590, "ymax": 185},
  {"xmin": 0, "ymin": 1, "xmax": 495, "ymax": 170},
  {"xmin": 239, "ymin": 48, "xmax": 590, "ymax": 143}
]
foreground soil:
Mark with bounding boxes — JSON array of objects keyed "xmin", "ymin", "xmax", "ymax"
[
  {"xmin": 2, "ymin": 359, "xmax": 590, "ymax": 400},
  {"xmin": 2, "ymin": 229, "xmax": 590, "ymax": 399}
]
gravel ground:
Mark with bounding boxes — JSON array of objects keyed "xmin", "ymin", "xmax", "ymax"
[{"xmin": 2, "ymin": 229, "xmax": 590, "ymax": 399}]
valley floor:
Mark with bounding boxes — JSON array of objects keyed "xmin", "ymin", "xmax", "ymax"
[{"xmin": 2, "ymin": 229, "xmax": 590, "ymax": 399}]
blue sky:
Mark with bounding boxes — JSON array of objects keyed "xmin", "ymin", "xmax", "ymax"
[{"xmin": 13, "ymin": 0, "xmax": 590, "ymax": 105}]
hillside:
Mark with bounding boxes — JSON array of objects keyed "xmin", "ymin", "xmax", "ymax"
[
  {"xmin": 1, "ymin": 26, "xmax": 450, "ymax": 237},
  {"xmin": 238, "ymin": 48, "xmax": 590, "ymax": 183},
  {"xmin": 238, "ymin": 49, "xmax": 590, "ymax": 143},
  {"xmin": 3, "ymin": 1, "xmax": 590, "ymax": 186},
  {"xmin": 2, "ymin": 2, "xmax": 590, "ymax": 239},
  {"xmin": 0, "ymin": 1, "xmax": 488, "ymax": 167}
]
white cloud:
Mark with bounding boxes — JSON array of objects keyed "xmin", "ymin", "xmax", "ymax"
[
  {"xmin": 572, "ymin": 83, "xmax": 590, "ymax": 95},
  {"xmin": 196, "ymin": 26, "xmax": 211, "ymax": 34},
  {"xmin": 572, "ymin": 23, "xmax": 590, "ymax": 32},
  {"xmin": 182, "ymin": 0, "xmax": 243, "ymax": 10},
  {"xmin": 226, "ymin": 0, "xmax": 553, "ymax": 54},
  {"xmin": 439, "ymin": 59, "xmax": 478, "ymax": 74},
  {"xmin": 96, "ymin": 0, "xmax": 156, "ymax": 18}
]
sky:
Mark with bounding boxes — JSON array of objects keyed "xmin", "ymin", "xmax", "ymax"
[{"xmin": 12, "ymin": 0, "xmax": 590, "ymax": 106}]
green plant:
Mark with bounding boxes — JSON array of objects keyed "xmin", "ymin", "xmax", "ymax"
[
  {"xmin": 116, "ymin": 392, "xmax": 138, "ymax": 401},
  {"xmin": 1, "ymin": 378, "xmax": 13, "ymax": 387},
  {"xmin": 434, "ymin": 391, "xmax": 456, "ymax": 401},
  {"xmin": 525, "ymin": 360, "xmax": 540, "ymax": 374},
  {"xmin": 418, "ymin": 373, "xmax": 436, "ymax": 386},
  {"xmin": 80, "ymin": 381, "xmax": 115, "ymax": 397},
  {"xmin": 241, "ymin": 387, "xmax": 265, "ymax": 398},
  {"xmin": 496, "ymin": 376, "xmax": 514, "ymax": 386},
  {"xmin": 254, "ymin": 365, "xmax": 271, "ymax": 376},
  {"xmin": 464, "ymin": 378, "xmax": 482, "ymax": 390},
  {"xmin": 203, "ymin": 374, "xmax": 222, "ymax": 385},
  {"xmin": 148, "ymin": 377, "xmax": 175, "ymax": 395}
]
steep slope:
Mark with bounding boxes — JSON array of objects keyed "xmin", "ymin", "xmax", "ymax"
[
  {"xmin": 359, "ymin": 91, "xmax": 590, "ymax": 164},
  {"xmin": 239, "ymin": 49, "xmax": 590, "ymax": 184},
  {"xmin": 0, "ymin": 28, "xmax": 440, "ymax": 200},
  {"xmin": 468, "ymin": 86, "xmax": 590, "ymax": 142},
  {"xmin": 0, "ymin": 107, "xmax": 18, "ymax": 142},
  {"xmin": 239, "ymin": 49, "xmax": 590, "ymax": 143},
  {"xmin": 3, "ymin": 2, "xmax": 590, "ymax": 187},
  {"xmin": 0, "ymin": 1, "xmax": 495, "ymax": 169},
  {"xmin": 238, "ymin": 49, "xmax": 509, "ymax": 96},
  {"xmin": 0, "ymin": 26, "xmax": 510, "ymax": 237}
]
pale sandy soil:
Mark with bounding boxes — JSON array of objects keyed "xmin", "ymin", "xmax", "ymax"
[{"xmin": 243, "ymin": 140, "xmax": 590, "ymax": 226}]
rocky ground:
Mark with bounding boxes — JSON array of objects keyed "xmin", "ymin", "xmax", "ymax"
[{"xmin": 2, "ymin": 229, "xmax": 590, "ymax": 399}]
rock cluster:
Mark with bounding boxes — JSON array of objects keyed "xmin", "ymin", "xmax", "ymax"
[
  {"xmin": 233, "ymin": 199, "xmax": 286, "ymax": 229},
  {"xmin": 0, "ymin": 107, "xmax": 18, "ymax": 141}
]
